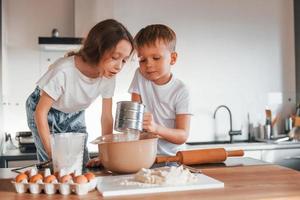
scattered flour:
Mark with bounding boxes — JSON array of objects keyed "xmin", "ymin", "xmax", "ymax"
[{"xmin": 120, "ymin": 165, "xmax": 199, "ymax": 186}]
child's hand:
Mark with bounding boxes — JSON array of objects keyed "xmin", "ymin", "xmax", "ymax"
[
  {"xmin": 143, "ymin": 112, "xmax": 159, "ymax": 133},
  {"xmin": 86, "ymin": 157, "xmax": 102, "ymax": 168}
]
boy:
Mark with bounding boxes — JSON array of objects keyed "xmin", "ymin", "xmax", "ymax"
[{"xmin": 129, "ymin": 24, "xmax": 192, "ymax": 155}]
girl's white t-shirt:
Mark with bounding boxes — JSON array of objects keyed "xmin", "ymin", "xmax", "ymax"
[
  {"xmin": 37, "ymin": 56, "xmax": 115, "ymax": 113},
  {"xmin": 128, "ymin": 69, "xmax": 192, "ymax": 156}
]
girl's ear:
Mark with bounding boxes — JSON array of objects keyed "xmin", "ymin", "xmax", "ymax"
[{"xmin": 170, "ymin": 52, "xmax": 178, "ymax": 65}]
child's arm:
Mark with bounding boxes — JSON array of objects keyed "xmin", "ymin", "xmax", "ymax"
[
  {"xmin": 143, "ymin": 112, "xmax": 191, "ymax": 144},
  {"xmin": 131, "ymin": 92, "xmax": 190, "ymax": 144},
  {"xmin": 34, "ymin": 92, "xmax": 54, "ymax": 158},
  {"xmin": 101, "ymin": 98, "xmax": 113, "ymax": 135}
]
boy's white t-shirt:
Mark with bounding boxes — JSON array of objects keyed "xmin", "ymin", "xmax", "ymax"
[
  {"xmin": 128, "ymin": 69, "xmax": 192, "ymax": 156},
  {"xmin": 37, "ymin": 56, "xmax": 115, "ymax": 113}
]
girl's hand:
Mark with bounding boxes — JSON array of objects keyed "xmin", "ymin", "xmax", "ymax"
[
  {"xmin": 143, "ymin": 112, "xmax": 159, "ymax": 133},
  {"xmin": 86, "ymin": 157, "xmax": 102, "ymax": 168}
]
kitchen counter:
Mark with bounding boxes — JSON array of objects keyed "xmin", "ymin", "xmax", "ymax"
[
  {"xmin": 2, "ymin": 141, "xmax": 300, "ymax": 172},
  {"xmin": 0, "ymin": 157, "xmax": 300, "ymax": 199},
  {"xmin": 0, "ymin": 148, "xmax": 36, "ymax": 168},
  {"xmin": 0, "ymin": 148, "xmax": 98, "ymax": 168},
  {"xmin": 184, "ymin": 141, "xmax": 300, "ymax": 151},
  {"xmin": 184, "ymin": 142, "xmax": 300, "ymax": 171}
]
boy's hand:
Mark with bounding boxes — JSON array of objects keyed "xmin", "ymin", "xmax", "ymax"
[{"xmin": 143, "ymin": 112, "xmax": 159, "ymax": 133}]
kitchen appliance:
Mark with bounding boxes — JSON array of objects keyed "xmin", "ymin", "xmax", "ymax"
[
  {"xmin": 15, "ymin": 131, "xmax": 36, "ymax": 153},
  {"xmin": 155, "ymin": 148, "xmax": 244, "ymax": 165},
  {"xmin": 50, "ymin": 133, "xmax": 86, "ymax": 175},
  {"xmin": 92, "ymin": 133, "xmax": 158, "ymax": 174},
  {"xmin": 114, "ymin": 101, "xmax": 145, "ymax": 134}
]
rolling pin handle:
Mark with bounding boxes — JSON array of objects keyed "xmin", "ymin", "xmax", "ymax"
[
  {"xmin": 227, "ymin": 150, "xmax": 244, "ymax": 157},
  {"xmin": 155, "ymin": 155, "xmax": 180, "ymax": 163}
]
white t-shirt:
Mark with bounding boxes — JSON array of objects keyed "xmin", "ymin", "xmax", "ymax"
[
  {"xmin": 37, "ymin": 56, "xmax": 115, "ymax": 113},
  {"xmin": 128, "ymin": 69, "xmax": 192, "ymax": 155}
]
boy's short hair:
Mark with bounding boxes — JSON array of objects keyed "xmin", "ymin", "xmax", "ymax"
[{"xmin": 134, "ymin": 24, "xmax": 176, "ymax": 51}]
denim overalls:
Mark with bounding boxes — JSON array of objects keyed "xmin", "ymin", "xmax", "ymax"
[{"xmin": 25, "ymin": 87, "xmax": 89, "ymax": 165}]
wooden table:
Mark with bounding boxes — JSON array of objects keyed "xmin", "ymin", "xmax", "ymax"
[{"xmin": 1, "ymin": 163, "xmax": 300, "ymax": 199}]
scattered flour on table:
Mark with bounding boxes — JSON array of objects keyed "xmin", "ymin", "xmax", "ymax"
[{"xmin": 120, "ymin": 165, "xmax": 198, "ymax": 186}]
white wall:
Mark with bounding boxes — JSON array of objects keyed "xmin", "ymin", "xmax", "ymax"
[
  {"xmin": 83, "ymin": 0, "xmax": 296, "ymax": 143},
  {"xmin": 2, "ymin": 0, "xmax": 74, "ymax": 133},
  {"xmin": 75, "ymin": 0, "xmax": 113, "ymax": 37},
  {"xmin": 2, "ymin": 0, "xmax": 296, "ymax": 151}
]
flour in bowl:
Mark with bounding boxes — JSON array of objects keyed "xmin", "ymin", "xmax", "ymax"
[{"xmin": 121, "ymin": 165, "xmax": 198, "ymax": 186}]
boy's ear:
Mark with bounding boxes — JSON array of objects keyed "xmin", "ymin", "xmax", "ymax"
[{"xmin": 170, "ymin": 52, "xmax": 177, "ymax": 65}]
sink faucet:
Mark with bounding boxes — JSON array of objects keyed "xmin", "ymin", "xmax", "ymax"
[{"xmin": 213, "ymin": 105, "xmax": 242, "ymax": 143}]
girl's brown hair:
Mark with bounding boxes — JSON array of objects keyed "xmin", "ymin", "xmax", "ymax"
[
  {"xmin": 134, "ymin": 24, "xmax": 176, "ymax": 51},
  {"xmin": 72, "ymin": 19, "xmax": 134, "ymax": 66}
]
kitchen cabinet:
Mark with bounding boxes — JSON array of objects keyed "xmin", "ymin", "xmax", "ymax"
[
  {"xmin": 39, "ymin": 38, "xmax": 82, "ymax": 77},
  {"xmin": 0, "ymin": 148, "xmax": 37, "ymax": 168},
  {"xmin": 39, "ymin": 51, "xmax": 66, "ymax": 77},
  {"xmin": 261, "ymin": 148, "xmax": 300, "ymax": 170}
]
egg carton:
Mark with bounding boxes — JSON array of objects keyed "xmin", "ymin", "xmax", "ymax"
[{"xmin": 11, "ymin": 178, "xmax": 97, "ymax": 195}]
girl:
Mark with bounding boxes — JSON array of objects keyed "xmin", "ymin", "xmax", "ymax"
[{"xmin": 26, "ymin": 19, "xmax": 134, "ymax": 166}]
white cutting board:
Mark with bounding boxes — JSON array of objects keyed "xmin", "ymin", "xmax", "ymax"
[{"xmin": 97, "ymin": 173, "xmax": 224, "ymax": 197}]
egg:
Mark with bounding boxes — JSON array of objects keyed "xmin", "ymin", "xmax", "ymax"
[
  {"xmin": 15, "ymin": 173, "xmax": 28, "ymax": 183},
  {"xmin": 60, "ymin": 174, "xmax": 72, "ymax": 183},
  {"xmin": 44, "ymin": 175, "xmax": 57, "ymax": 183},
  {"xmin": 29, "ymin": 174, "xmax": 43, "ymax": 183},
  {"xmin": 74, "ymin": 175, "xmax": 88, "ymax": 184},
  {"xmin": 84, "ymin": 172, "xmax": 95, "ymax": 182},
  {"xmin": 37, "ymin": 172, "xmax": 44, "ymax": 178}
]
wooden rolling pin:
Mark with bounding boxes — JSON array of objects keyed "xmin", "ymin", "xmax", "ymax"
[{"xmin": 156, "ymin": 148, "xmax": 244, "ymax": 165}]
